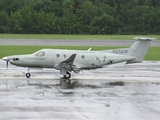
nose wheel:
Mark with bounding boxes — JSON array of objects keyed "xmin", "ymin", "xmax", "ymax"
[{"xmin": 26, "ymin": 73, "xmax": 31, "ymax": 78}]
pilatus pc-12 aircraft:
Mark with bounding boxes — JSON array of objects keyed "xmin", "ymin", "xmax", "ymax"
[{"xmin": 2, "ymin": 37, "xmax": 155, "ymax": 85}]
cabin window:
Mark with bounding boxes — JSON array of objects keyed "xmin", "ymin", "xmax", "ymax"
[
  {"xmin": 56, "ymin": 54, "xmax": 60, "ymax": 58},
  {"xmin": 81, "ymin": 55, "xmax": 85, "ymax": 59},
  {"xmin": 63, "ymin": 54, "xmax": 66, "ymax": 58}
]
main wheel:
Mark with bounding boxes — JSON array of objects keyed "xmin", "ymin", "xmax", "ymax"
[
  {"xmin": 63, "ymin": 71, "xmax": 71, "ymax": 79},
  {"xmin": 26, "ymin": 73, "xmax": 31, "ymax": 78}
]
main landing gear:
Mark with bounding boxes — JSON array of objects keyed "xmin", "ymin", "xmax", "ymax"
[
  {"xmin": 60, "ymin": 71, "xmax": 72, "ymax": 88},
  {"xmin": 63, "ymin": 71, "xmax": 71, "ymax": 79}
]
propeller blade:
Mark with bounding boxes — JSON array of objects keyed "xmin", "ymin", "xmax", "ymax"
[
  {"xmin": 6, "ymin": 61, "xmax": 8, "ymax": 70},
  {"xmin": 6, "ymin": 50, "xmax": 9, "ymax": 70}
]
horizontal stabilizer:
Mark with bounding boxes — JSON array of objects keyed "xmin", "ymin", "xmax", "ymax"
[{"xmin": 133, "ymin": 37, "xmax": 157, "ymax": 41}]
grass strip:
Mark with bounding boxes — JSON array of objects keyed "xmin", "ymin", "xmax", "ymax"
[
  {"xmin": 0, "ymin": 46, "xmax": 159, "ymax": 60},
  {"xmin": 0, "ymin": 34, "xmax": 159, "ymax": 40}
]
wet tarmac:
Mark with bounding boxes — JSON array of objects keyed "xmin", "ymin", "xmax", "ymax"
[{"xmin": 0, "ymin": 60, "xmax": 160, "ymax": 120}]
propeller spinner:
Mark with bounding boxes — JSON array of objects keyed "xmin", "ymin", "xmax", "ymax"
[{"xmin": 2, "ymin": 57, "xmax": 9, "ymax": 69}]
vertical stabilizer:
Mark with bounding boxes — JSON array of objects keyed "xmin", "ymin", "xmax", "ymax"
[{"xmin": 127, "ymin": 37, "xmax": 156, "ymax": 63}]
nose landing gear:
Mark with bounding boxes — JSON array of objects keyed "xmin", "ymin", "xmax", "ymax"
[
  {"xmin": 25, "ymin": 68, "xmax": 31, "ymax": 78},
  {"xmin": 26, "ymin": 73, "xmax": 31, "ymax": 78}
]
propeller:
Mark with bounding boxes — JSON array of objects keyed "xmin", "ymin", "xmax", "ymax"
[
  {"xmin": 6, "ymin": 60, "xmax": 8, "ymax": 70},
  {"xmin": 2, "ymin": 56, "xmax": 9, "ymax": 70},
  {"xmin": 2, "ymin": 51, "xmax": 9, "ymax": 70}
]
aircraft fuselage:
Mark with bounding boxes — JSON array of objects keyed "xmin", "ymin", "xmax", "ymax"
[
  {"xmin": 7, "ymin": 49, "xmax": 135, "ymax": 69},
  {"xmin": 2, "ymin": 37, "xmax": 155, "ymax": 79}
]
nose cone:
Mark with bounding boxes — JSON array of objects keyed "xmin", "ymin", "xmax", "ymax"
[{"xmin": 2, "ymin": 57, "xmax": 9, "ymax": 61}]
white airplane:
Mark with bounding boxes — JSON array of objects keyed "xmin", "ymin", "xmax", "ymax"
[{"xmin": 2, "ymin": 37, "xmax": 155, "ymax": 85}]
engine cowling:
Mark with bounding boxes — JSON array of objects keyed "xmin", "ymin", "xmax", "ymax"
[{"xmin": 13, "ymin": 58, "xmax": 19, "ymax": 61}]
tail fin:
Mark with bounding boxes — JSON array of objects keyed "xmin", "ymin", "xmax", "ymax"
[{"xmin": 127, "ymin": 37, "xmax": 156, "ymax": 63}]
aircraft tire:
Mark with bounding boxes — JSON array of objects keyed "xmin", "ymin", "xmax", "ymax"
[
  {"xmin": 26, "ymin": 73, "xmax": 31, "ymax": 78},
  {"xmin": 63, "ymin": 71, "xmax": 71, "ymax": 79}
]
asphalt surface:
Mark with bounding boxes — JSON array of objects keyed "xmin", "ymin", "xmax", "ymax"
[
  {"xmin": 0, "ymin": 38, "xmax": 160, "ymax": 46},
  {"xmin": 0, "ymin": 60, "xmax": 160, "ymax": 120}
]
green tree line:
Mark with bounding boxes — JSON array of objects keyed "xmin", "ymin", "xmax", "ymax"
[{"xmin": 0, "ymin": 0, "xmax": 160, "ymax": 34}]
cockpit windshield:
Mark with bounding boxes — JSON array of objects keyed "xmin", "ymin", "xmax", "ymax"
[{"xmin": 34, "ymin": 51, "xmax": 45, "ymax": 56}]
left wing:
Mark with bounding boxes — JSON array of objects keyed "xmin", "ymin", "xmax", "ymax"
[{"xmin": 54, "ymin": 54, "xmax": 77, "ymax": 71}]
